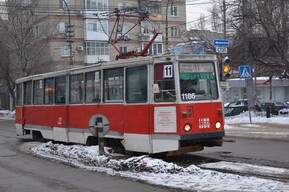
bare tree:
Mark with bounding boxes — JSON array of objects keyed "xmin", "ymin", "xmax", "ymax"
[
  {"xmin": 0, "ymin": 34, "xmax": 15, "ymax": 109},
  {"xmin": 228, "ymin": 0, "xmax": 289, "ymax": 79},
  {"xmin": 0, "ymin": 1, "xmax": 61, "ymax": 108}
]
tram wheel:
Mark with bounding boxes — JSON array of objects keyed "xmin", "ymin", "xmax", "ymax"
[{"xmin": 32, "ymin": 131, "xmax": 44, "ymax": 142}]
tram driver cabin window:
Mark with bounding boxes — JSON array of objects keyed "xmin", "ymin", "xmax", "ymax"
[
  {"xmin": 179, "ymin": 62, "xmax": 218, "ymax": 101},
  {"xmin": 154, "ymin": 63, "xmax": 176, "ymax": 102}
]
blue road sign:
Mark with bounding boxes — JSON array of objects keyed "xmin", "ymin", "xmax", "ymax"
[
  {"xmin": 239, "ymin": 65, "xmax": 252, "ymax": 79},
  {"xmin": 214, "ymin": 39, "xmax": 229, "ymax": 47}
]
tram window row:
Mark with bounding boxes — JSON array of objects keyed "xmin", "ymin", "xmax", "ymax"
[{"xmin": 16, "ymin": 66, "xmax": 149, "ymax": 106}]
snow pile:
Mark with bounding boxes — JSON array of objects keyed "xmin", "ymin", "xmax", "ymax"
[
  {"xmin": 32, "ymin": 142, "xmax": 289, "ymax": 192},
  {"xmin": 0, "ymin": 110, "xmax": 15, "ymax": 120},
  {"xmin": 32, "ymin": 141, "xmax": 199, "ymax": 174}
]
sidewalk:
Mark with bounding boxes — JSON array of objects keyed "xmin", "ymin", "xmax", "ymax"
[{"xmin": 225, "ymin": 114, "xmax": 289, "ymax": 142}]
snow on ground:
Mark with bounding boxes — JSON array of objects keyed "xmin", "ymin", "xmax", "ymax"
[
  {"xmin": 31, "ymin": 142, "xmax": 289, "ymax": 192},
  {"xmin": 2, "ymin": 110, "xmax": 289, "ymax": 191},
  {"xmin": 225, "ymin": 111, "xmax": 289, "ymax": 126},
  {"xmin": 0, "ymin": 110, "xmax": 15, "ymax": 120}
]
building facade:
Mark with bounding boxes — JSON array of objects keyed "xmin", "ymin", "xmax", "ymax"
[
  {"xmin": 224, "ymin": 78, "xmax": 289, "ymax": 104},
  {"xmin": 15, "ymin": 0, "xmax": 187, "ymax": 73}
]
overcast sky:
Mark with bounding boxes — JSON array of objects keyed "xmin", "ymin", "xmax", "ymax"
[{"xmin": 186, "ymin": 0, "xmax": 213, "ymax": 29}]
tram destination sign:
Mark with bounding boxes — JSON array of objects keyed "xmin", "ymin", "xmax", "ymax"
[{"xmin": 214, "ymin": 39, "xmax": 229, "ymax": 47}]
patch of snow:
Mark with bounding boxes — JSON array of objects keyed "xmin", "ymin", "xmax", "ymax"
[
  {"xmin": 32, "ymin": 142, "xmax": 289, "ymax": 192},
  {"xmin": 199, "ymin": 161, "xmax": 289, "ymax": 180},
  {"xmin": 225, "ymin": 111, "xmax": 289, "ymax": 125},
  {"xmin": 0, "ymin": 110, "xmax": 15, "ymax": 120}
]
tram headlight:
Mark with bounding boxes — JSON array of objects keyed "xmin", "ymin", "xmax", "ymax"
[
  {"xmin": 184, "ymin": 124, "xmax": 192, "ymax": 132},
  {"xmin": 215, "ymin": 121, "xmax": 221, "ymax": 129}
]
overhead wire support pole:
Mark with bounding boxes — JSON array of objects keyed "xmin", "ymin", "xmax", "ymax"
[
  {"xmin": 223, "ymin": 0, "xmax": 226, "ymax": 39},
  {"xmin": 165, "ymin": 0, "xmax": 171, "ymax": 53},
  {"xmin": 243, "ymin": 0, "xmax": 253, "ymax": 124},
  {"xmin": 62, "ymin": 0, "xmax": 74, "ymax": 67}
]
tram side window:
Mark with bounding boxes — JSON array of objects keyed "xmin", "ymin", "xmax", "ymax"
[
  {"xmin": 44, "ymin": 78, "xmax": 54, "ymax": 104},
  {"xmin": 154, "ymin": 63, "xmax": 176, "ymax": 102},
  {"xmin": 104, "ymin": 68, "xmax": 123, "ymax": 103},
  {"xmin": 16, "ymin": 84, "xmax": 23, "ymax": 106},
  {"xmin": 55, "ymin": 76, "xmax": 66, "ymax": 104},
  {"xmin": 126, "ymin": 66, "xmax": 147, "ymax": 103},
  {"xmin": 70, "ymin": 74, "xmax": 84, "ymax": 104},
  {"xmin": 24, "ymin": 81, "xmax": 32, "ymax": 105},
  {"xmin": 33, "ymin": 80, "xmax": 43, "ymax": 105},
  {"xmin": 85, "ymin": 71, "xmax": 101, "ymax": 103}
]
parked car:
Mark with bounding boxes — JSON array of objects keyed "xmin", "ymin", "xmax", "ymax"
[
  {"xmin": 224, "ymin": 100, "xmax": 248, "ymax": 117},
  {"xmin": 260, "ymin": 101, "xmax": 289, "ymax": 115},
  {"xmin": 278, "ymin": 102, "xmax": 289, "ymax": 115}
]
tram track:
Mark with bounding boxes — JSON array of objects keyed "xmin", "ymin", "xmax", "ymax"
[{"xmin": 160, "ymin": 153, "xmax": 289, "ymax": 183}]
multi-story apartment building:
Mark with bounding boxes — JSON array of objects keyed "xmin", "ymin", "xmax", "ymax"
[{"xmin": 8, "ymin": 0, "xmax": 187, "ymax": 73}]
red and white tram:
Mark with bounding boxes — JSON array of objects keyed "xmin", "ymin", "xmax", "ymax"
[{"xmin": 15, "ymin": 54, "xmax": 225, "ymax": 155}]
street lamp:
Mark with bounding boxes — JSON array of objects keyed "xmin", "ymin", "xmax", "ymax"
[{"xmin": 62, "ymin": 0, "xmax": 74, "ymax": 67}]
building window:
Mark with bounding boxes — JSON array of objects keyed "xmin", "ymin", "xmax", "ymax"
[
  {"xmin": 55, "ymin": 76, "xmax": 66, "ymax": 104},
  {"xmin": 145, "ymin": 43, "xmax": 163, "ymax": 55},
  {"xmin": 140, "ymin": 1, "xmax": 161, "ymax": 15},
  {"xmin": 33, "ymin": 80, "xmax": 43, "ymax": 105},
  {"xmin": 87, "ymin": 0, "xmax": 107, "ymax": 11},
  {"xmin": 70, "ymin": 74, "xmax": 84, "ymax": 104},
  {"xmin": 104, "ymin": 68, "xmax": 123, "ymax": 102},
  {"xmin": 170, "ymin": 27, "xmax": 178, "ymax": 37},
  {"xmin": 85, "ymin": 71, "xmax": 101, "ymax": 103},
  {"xmin": 118, "ymin": 3, "xmax": 126, "ymax": 9},
  {"xmin": 85, "ymin": 41, "xmax": 108, "ymax": 55},
  {"xmin": 59, "ymin": 22, "xmax": 67, "ymax": 33},
  {"xmin": 59, "ymin": 0, "xmax": 68, "ymax": 10},
  {"xmin": 60, "ymin": 45, "xmax": 70, "ymax": 57},
  {"xmin": 119, "ymin": 46, "xmax": 127, "ymax": 53},
  {"xmin": 22, "ymin": 0, "xmax": 31, "ymax": 6},
  {"xmin": 141, "ymin": 21, "xmax": 161, "ymax": 35},
  {"xmin": 87, "ymin": 19, "xmax": 108, "ymax": 33},
  {"xmin": 171, "ymin": 6, "xmax": 178, "ymax": 17},
  {"xmin": 34, "ymin": 26, "xmax": 39, "ymax": 38}
]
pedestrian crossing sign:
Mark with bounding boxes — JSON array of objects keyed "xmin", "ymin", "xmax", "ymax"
[{"xmin": 239, "ymin": 65, "xmax": 252, "ymax": 79}]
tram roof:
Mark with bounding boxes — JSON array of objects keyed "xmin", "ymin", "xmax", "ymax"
[{"xmin": 15, "ymin": 54, "xmax": 217, "ymax": 83}]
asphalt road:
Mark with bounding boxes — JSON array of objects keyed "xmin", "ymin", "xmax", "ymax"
[
  {"xmin": 1, "ymin": 120, "xmax": 289, "ymax": 192},
  {"xmin": 0, "ymin": 120, "xmax": 174, "ymax": 192}
]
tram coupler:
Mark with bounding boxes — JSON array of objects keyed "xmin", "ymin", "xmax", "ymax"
[{"xmin": 95, "ymin": 117, "xmax": 105, "ymax": 155}]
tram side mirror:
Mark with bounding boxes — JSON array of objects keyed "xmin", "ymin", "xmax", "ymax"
[{"xmin": 153, "ymin": 84, "xmax": 160, "ymax": 93}]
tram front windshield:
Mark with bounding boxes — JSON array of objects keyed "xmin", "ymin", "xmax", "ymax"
[{"xmin": 179, "ymin": 62, "xmax": 218, "ymax": 101}]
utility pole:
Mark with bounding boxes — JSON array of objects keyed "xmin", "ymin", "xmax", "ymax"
[
  {"xmin": 243, "ymin": 0, "xmax": 254, "ymax": 123},
  {"xmin": 223, "ymin": 0, "xmax": 226, "ymax": 39},
  {"xmin": 165, "ymin": 0, "xmax": 171, "ymax": 53},
  {"xmin": 63, "ymin": 0, "xmax": 74, "ymax": 67}
]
